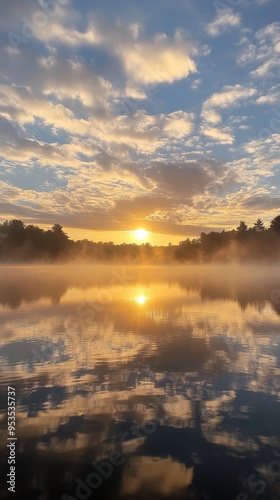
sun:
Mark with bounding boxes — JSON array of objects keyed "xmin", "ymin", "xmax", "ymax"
[
  {"xmin": 135, "ymin": 294, "xmax": 147, "ymax": 305},
  {"xmin": 134, "ymin": 228, "xmax": 148, "ymax": 241}
]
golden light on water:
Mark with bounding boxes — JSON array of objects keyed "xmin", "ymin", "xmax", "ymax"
[{"xmin": 135, "ymin": 294, "xmax": 147, "ymax": 305}]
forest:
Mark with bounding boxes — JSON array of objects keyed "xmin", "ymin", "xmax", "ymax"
[{"xmin": 1, "ymin": 217, "xmax": 280, "ymax": 263}]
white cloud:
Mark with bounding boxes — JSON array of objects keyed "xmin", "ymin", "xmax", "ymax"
[
  {"xmin": 125, "ymin": 85, "xmax": 147, "ymax": 99},
  {"xmin": 202, "ymin": 127, "xmax": 234, "ymax": 144},
  {"xmin": 32, "ymin": 15, "xmax": 197, "ymax": 86},
  {"xmin": 204, "ymin": 85, "xmax": 257, "ymax": 110},
  {"xmin": 0, "ymin": 81, "xmax": 195, "ymax": 158},
  {"xmin": 237, "ymin": 22, "xmax": 280, "ymax": 78},
  {"xmin": 206, "ymin": 9, "xmax": 241, "ymax": 37},
  {"xmin": 39, "ymin": 23, "xmax": 101, "ymax": 46},
  {"xmin": 202, "ymin": 109, "xmax": 221, "ymax": 124},
  {"xmin": 201, "ymin": 85, "xmax": 257, "ymax": 126},
  {"xmin": 244, "ymin": 134, "xmax": 280, "ymax": 159},
  {"xmin": 161, "ymin": 111, "xmax": 195, "ymax": 139},
  {"xmin": 191, "ymin": 79, "xmax": 202, "ymax": 90},
  {"xmin": 121, "ymin": 38, "xmax": 196, "ymax": 85},
  {"xmin": 256, "ymin": 93, "xmax": 280, "ymax": 104}
]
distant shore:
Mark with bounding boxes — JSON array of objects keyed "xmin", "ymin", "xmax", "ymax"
[{"xmin": 1, "ymin": 217, "xmax": 280, "ymax": 263}]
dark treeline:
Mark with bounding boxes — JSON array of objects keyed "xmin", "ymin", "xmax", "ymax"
[{"xmin": 1, "ymin": 217, "xmax": 280, "ymax": 262}]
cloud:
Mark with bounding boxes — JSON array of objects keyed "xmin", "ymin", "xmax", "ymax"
[
  {"xmin": 244, "ymin": 133, "xmax": 280, "ymax": 160},
  {"xmin": 203, "ymin": 85, "xmax": 257, "ymax": 111},
  {"xmin": 0, "ymin": 80, "xmax": 196, "ymax": 157},
  {"xmin": 0, "ymin": 115, "xmax": 65, "ymax": 164},
  {"xmin": 30, "ymin": 13, "xmax": 197, "ymax": 86},
  {"xmin": 206, "ymin": 9, "xmax": 241, "ymax": 37},
  {"xmin": 202, "ymin": 109, "xmax": 221, "ymax": 124},
  {"xmin": 113, "ymin": 196, "xmax": 178, "ymax": 223},
  {"xmin": 0, "ymin": 2, "xmax": 279, "ymax": 238},
  {"xmin": 201, "ymin": 127, "xmax": 234, "ymax": 144},
  {"xmin": 201, "ymin": 85, "xmax": 257, "ymax": 131},
  {"xmin": 256, "ymin": 92, "xmax": 280, "ymax": 104},
  {"xmin": 121, "ymin": 37, "xmax": 197, "ymax": 85},
  {"xmin": 191, "ymin": 78, "xmax": 202, "ymax": 90},
  {"xmin": 137, "ymin": 159, "xmax": 231, "ymax": 198},
  {"xmin": 241, "ymin": 195, "xmax": 280, "ymax": 210},
  {"xmin": 237, "ymin": 22, "xmax": 280, "ymax": 78},
  {"xmin": 0, "ymin": 45, "xmax": 114, "ymax": 110},
  {"xmin": 161, "ymin": 111, "xmax": 195, "ymax": 139},
  {"xmin": 0, "ymin": 156, "xmax": 235, "ymax": 236}
]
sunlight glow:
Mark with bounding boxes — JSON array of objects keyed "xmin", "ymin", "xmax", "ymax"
[
  {"xmin": 134, "ymin": 228, "xmax": 148, "ymax": 241},
  {"xmin": 135, "ymin": 294, "xmax": 147, "ymax": 305}
]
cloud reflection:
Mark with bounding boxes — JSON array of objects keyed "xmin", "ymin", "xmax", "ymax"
[{"xmin": 0, "ymin": 265, "xmax": 280, "ymax": 499}]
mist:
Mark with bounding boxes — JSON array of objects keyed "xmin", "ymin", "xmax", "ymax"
[
  {"xmin": 1, "ymin": 263, "xmax": 280, "ymax": 313},
  {"xmin": 1, "ymin": 217, "xmax": 280, "ymax": 264}
]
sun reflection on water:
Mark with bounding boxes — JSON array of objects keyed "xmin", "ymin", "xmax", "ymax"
[{"xmin": 135, "ymin": 294, "xmax": 147, "ymax": 305}]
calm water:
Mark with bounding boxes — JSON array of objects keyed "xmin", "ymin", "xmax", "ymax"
[{"xmin": 0, "ymin": 265, "xmax": 280, "ymax": 500}]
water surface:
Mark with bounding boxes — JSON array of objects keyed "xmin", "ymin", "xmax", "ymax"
[{"xmin": 0, "ymin": 265, "xmax": 280, "ymax": 499}]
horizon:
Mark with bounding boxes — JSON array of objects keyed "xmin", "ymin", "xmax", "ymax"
[
  {"xmin": 0, "ymin": 215, "xmax": 278, "ymax": 247},
  {"xmin": 2, "ymin": 217, "xmax": 280, "ymax": 264}
]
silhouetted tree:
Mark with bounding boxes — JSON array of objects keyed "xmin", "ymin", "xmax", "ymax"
[
  {"xmin": 236, "ymin": 221, "xmax": 248, "ymax": 233},
  {"xmin": 253, "ymin": 219, "xmax": 265, "ymax": 232},
  {"xmin": 8, "ymin": 219, "xmax": 26, "ymax": 243},
  {"xmin": 47, "ymin": 224, "xmax": 69, "ymax": 258},
  {"xmin": 270, "ymin": 215, "xmax": 280, "ymax": 233},
  {"xmin": 52, "ymin": 224, "xmax": 64, "ymax": 233},
  {"xmin": 1, "ymin": 216, "xmax": 280, "ymax": 263},
  {"xmin": 25, "ymin": 225, "xmax": 46, "ymax": 258},
  {"xmin": 175, "ymin": 238, "xmax": 200, "ymax": 261}
]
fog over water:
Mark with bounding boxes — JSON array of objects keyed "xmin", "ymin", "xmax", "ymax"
[{"xmin": 0, "ymin": 264, "xmax": 280, "ymax": 499}]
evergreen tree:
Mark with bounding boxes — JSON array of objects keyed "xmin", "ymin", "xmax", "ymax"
[
  {"xmin": 253, "ymin": 219, "xmax": 265, "ymax": 232},
  {"xmin": 270, "ymin": 215, "xmax": 280, "ymax": 233},
  {"xmin": 236, "ymin": 221, "xmax": 248, "ymax": 232}
]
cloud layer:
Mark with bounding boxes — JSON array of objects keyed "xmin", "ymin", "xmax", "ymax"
[{"xmin": 0, "ymin": 0, "xmax": 279, "ymax": 240}]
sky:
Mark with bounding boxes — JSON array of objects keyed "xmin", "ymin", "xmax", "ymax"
[{"xmin": 0, "ymin": 0, "xmax": 280, "ymax": 244}]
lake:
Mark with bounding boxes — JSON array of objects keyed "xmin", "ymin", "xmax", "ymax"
[{"xmin": 0, "ymin": 264, "xmax": 280, "ymax": 500}]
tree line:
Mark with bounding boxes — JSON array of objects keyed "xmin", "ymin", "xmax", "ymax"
[{"xmin": 1, "ymin": 216, "xmax": 280, "ymax": 262}]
